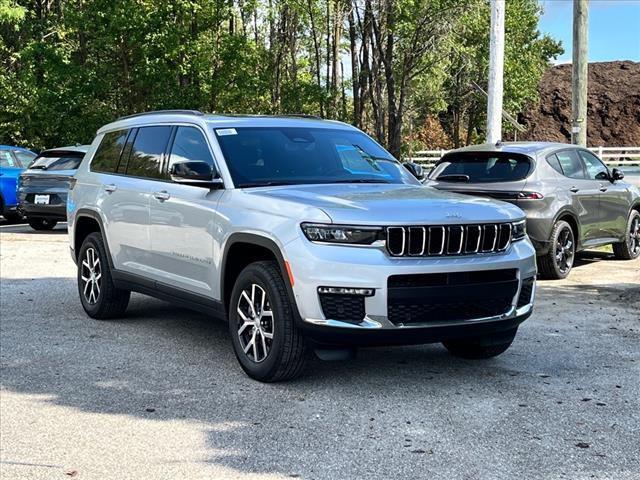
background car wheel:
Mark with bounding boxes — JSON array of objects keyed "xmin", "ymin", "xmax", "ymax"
[
  {"xmin": 2, "ymin": 212, "xmax": 23, "ymax": 223},
  {"xmin": 28, "ymin": 218, "xmax": 58, "ymax": 231},
  {"xmin": 77, "ymin": 232, "xmax": 130, "ymax": 319},
  {"xmin": 538, "ymin": 220, "xmax": 575, "ymax": 280},
  {"xmin": 612, "ymin": 210, "xmax": 640, "ymax": 260},
  {"xmin": 229, "ymin": 261, "xmax": 308, "ymax": 382},
  {"xmin": 443, "ymin": 328, "xmax": 517, "ymax": 359}
]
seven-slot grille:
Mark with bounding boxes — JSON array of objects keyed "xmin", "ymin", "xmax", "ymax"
[{"xmin": 386, "ymin": 223, "xmax": 512, "ymax": 257}]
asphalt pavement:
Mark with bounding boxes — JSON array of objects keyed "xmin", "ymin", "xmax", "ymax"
[{"xmin": 1, "ymin": 222, "xmax": 639, "ymax": 480}]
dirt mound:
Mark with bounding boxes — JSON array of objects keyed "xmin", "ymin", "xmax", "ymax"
[{"xmin": 520, "ymin": 61, "xmax": 640, "ymax": 146}]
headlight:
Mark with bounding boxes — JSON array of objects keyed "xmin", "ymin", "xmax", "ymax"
[
  {"xmin": 511, "ymin": 220, "xmax": 527, "ymax": 241},
  {"xmin": 301, "ymin": 223, "xmax": 383, "ymax": 245}
]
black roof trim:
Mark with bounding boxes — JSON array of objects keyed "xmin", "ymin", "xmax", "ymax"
[{"xmin": 116, "ymin": 110, "xmax": 205, "ymax": 121}]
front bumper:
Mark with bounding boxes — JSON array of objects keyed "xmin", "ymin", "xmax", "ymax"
[{"xmin": 284, "ymin": 234, "xmax": 537, "ymax": 346}]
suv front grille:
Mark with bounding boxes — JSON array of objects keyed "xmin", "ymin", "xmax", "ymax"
[
  {"xmin": 386, "ymin": 223, "xmax": 512, "ymax": 257},
  {"xmin": 387, "ymin": 269, "xmax": 518, "ymax": 325}
]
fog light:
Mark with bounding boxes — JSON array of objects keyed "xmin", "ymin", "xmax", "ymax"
[{"xmin": 318, "ymin": 287, "xmax": 375, "ymax": 296}]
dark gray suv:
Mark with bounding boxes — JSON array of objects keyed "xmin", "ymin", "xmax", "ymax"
[{"xmin": 426, "ymin": 142, "xmax": 640, "ymax": 279}]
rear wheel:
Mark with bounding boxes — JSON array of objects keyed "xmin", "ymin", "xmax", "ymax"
[
  {"xmin": 443, "ymin": 328, "xmax": 517, "ymax": 360},
  {"xmin": 538, "ymin": 220, "xmax": 575, "ymax": 279},
  {"xmin": 3, "ymin": 212, "xmax": 23, "ymax": 223},
  {"xmin": 28, "ymin": 218, "xmax": 57, "ymax": 231},
  {"xmin": 229, "ymin": 261, "xmax": 308, "ymax": 382},
  {"xmin": 77, "ymin": 232, "xmax": 130, "ymax": 319},
  {"xmin": 612, "ymin": 210, "xmax": 640, "ymax": 260}
]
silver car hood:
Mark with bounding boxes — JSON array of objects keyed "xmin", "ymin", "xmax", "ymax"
[{"xmin": 247, "ymin": 183, "xmax": 524, "ymax": 225}]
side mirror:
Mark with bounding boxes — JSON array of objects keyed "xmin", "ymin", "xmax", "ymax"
[
  {"xmin": 612, "ymin": 168, "xmax": 625, "ymax": 181},
  {"xmin": 403, "ymin": 162, "xmax": 425, "ymax": 181},
  {"xmin": 169, "ymin": 161, "xmax": 223, "ymax": 187}
]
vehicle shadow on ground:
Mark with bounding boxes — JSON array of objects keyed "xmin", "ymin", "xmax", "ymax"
[
  {"xmin": 0, "ymin": 220, "xmax": 67, "ymax": 234},
  {"xmin": 1, "ymin": 276, "xmax": 638, "ymax": 478}
]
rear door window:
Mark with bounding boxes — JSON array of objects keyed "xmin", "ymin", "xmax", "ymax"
[
  {"xmin": 430, "ymin": 152, "xmax": 532, "ymax": 183},
  {"xmin": 125, "ymin": 126, "xmax": 172, "ymax": 179},
  {"xmin": 554, "ymin": 150, "xmax": 586, "ymax": 179},
  {"xmin": 92, "ymin": 130, "xmax": 129, "ymax": 173},
  {"xmin": 29, "ymin": 151, "xmax": 85, "ymax": 171}
]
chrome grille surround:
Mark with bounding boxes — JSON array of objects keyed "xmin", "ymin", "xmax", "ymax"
[{"xmin": 386, "ymin": 223, "xmax": 512, "ymax": 257}]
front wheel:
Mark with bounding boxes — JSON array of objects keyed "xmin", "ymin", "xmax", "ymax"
[
  {"xmin": 229, "ymin": 261, "xmax": 308, "ymax": 382},
  {"xmin": 443, "ymin": 328, "xmax": 517, "ymax": 359},
  {"xmin": 612, "ymin": 210, "xmax": 640, "ymax": 260},
  {"xmin": 28, "ymin": 218, "xmax": 57, "ymax": 231},
  {"xmin": 538, "ymin": 220, "xmax": 575, "ymax": 279}
]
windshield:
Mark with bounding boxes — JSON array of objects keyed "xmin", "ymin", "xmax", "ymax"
[
  {"xmin": 430, "ymin": 152, "xmax": 533, "ymax": 183},
  {"xmin": 214, "ymin": 127, "xmax": 419, "ymax": 187},
  {"xmin": 29, "ymin": 151, "xmax": 85, "ymax": 171}
]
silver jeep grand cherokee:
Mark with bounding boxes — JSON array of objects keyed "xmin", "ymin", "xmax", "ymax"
[{"xmin": 68, "ymin": 110, "xmax": 536, "ymax": 381}]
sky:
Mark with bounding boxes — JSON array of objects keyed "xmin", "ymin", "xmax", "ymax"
[{"xmin": 538, "ymin": 0, "xmax": 640, "ymax": 63}]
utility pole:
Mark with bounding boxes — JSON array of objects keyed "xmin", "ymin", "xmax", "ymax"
[
  {"xmin": 486, "ymin": 0, "xmax": 505, "ymax": 144},
  {"xmin": 572, "ymin": 0, "xmax": 589, "ymax": 146}
]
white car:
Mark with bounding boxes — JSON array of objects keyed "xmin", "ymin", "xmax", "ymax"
[{"xmin": 68, "ymin": 110, "xmax": 537, "ymax": 381}]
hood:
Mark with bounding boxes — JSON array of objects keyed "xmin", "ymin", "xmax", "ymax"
[{"xmin": 246, "ymin": 183, "xmax": 524, "ymax": 225}]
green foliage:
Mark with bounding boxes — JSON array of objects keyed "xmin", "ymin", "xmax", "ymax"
[
  {"xmin": 0, "ymin": 0, "xmax": 561, "ymax": 152},
  {"xmin": 437, "ymin": 0, "xmax": 562, "ymax": 147}
]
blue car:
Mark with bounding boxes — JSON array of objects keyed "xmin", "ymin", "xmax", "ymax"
[{"xmin": 0, "ymin": 146, "xmax": 37, "ymax": 222}]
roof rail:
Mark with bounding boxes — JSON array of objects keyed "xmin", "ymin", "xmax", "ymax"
[
  {"xmin": 274, "ymin": 114, "xmax": 323, "ymax": 120},
  {"xmin": 116, "ymin": 109, "xmax": 205, "ymax": 121}
]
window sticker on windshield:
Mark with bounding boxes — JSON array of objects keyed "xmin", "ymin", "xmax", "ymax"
[{"xmin": 216, "ymin": 128, "xmax": 237, "ymax": 136}]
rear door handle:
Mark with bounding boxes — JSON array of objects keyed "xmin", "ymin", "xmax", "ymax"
[
  {"xmin": 599, "ymin": 186, "xmax": 608, "ymax": 192},
  {"xmin": 153, "ymin": 190, "xmax": 170, "ymax": 201},
  {"xmin": 569, "ymin": 187, "xmax": 580, "ymax": 193},
  {"xmin": 104, "ymin": 184, "xmax": 117, "ymax": 193}
]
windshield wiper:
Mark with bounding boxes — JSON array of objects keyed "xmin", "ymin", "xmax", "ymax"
[
  {"xmin": 437, "ymin": 174, "xmax": 470, "ymax": 182},
  {"xmin": 329, "ymin": 179, "xmax": 392, "ymax": 184},
  {"xmin": 237, "ymin": 181, "xmax": 298, "ymax": 188}
]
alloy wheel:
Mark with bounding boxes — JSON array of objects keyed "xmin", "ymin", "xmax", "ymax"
[
  {"xmin": 630, "ymin": 215, "xmax": 640, "ymax": 256},
  {"xmin": 236, "ymin": 283, "xmax": 274, "ymax": 363},
  {"xmin": 81, "ymin": 247, "xmax": 102, "ymax": 304},
  {"xmin": 554, "ymin": 226, "xmax": 574, "ymax": 274}
]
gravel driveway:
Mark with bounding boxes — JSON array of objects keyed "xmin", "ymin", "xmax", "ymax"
[{"xmin": 1, "ymin": 222, "xmax": 639, "ymax": 480}]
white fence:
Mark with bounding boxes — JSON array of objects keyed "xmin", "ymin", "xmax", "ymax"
[{"xmin": 408, "ymin": 146, "xmax": 640, "ymax": 168}]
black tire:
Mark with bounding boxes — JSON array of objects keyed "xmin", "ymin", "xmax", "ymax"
[
  {"xmin": 538, "ymin": 220, "xmax": 575, "ymax": 280},
  {"xmin": 612, "ymin": 210, "xmax": 640, "ymax": 260},
  {"xmin": 28, "ymin": 218, "xmax": 58, "ymax": 231},
  {"xmin": 229, "ymin": 261, "xmax": 308, "ymax": 382},
  {"xmin": 77, "ymin": 232, "xmax": 130, "ymax": 319},
  {"xmin": 3, "ymin": 212, "xmax": 23, "ymax": 223},
  {"xmin": 443, "ymin": 328, "xmax": 517, "ymax": 360}
]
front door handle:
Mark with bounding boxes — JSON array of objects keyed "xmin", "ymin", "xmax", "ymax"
[
  {"xmin": 600, "ymin": 186, "xmax": 608, "ymax": 192},
  {"xmin": 153, "ymin": 190, "xmax": 170, "ymax": 201},
  {"xmin": 104, "ymin": 184, "xmax": 117, "ymax": 193},
  {"xmin": 569, "ymin": 187, "xmax": 580, "ymax": 193}
]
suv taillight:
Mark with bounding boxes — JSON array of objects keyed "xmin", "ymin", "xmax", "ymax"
[{"xmin": 518, "ymin": 191, "xmax": 543, "ymax": 200}]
